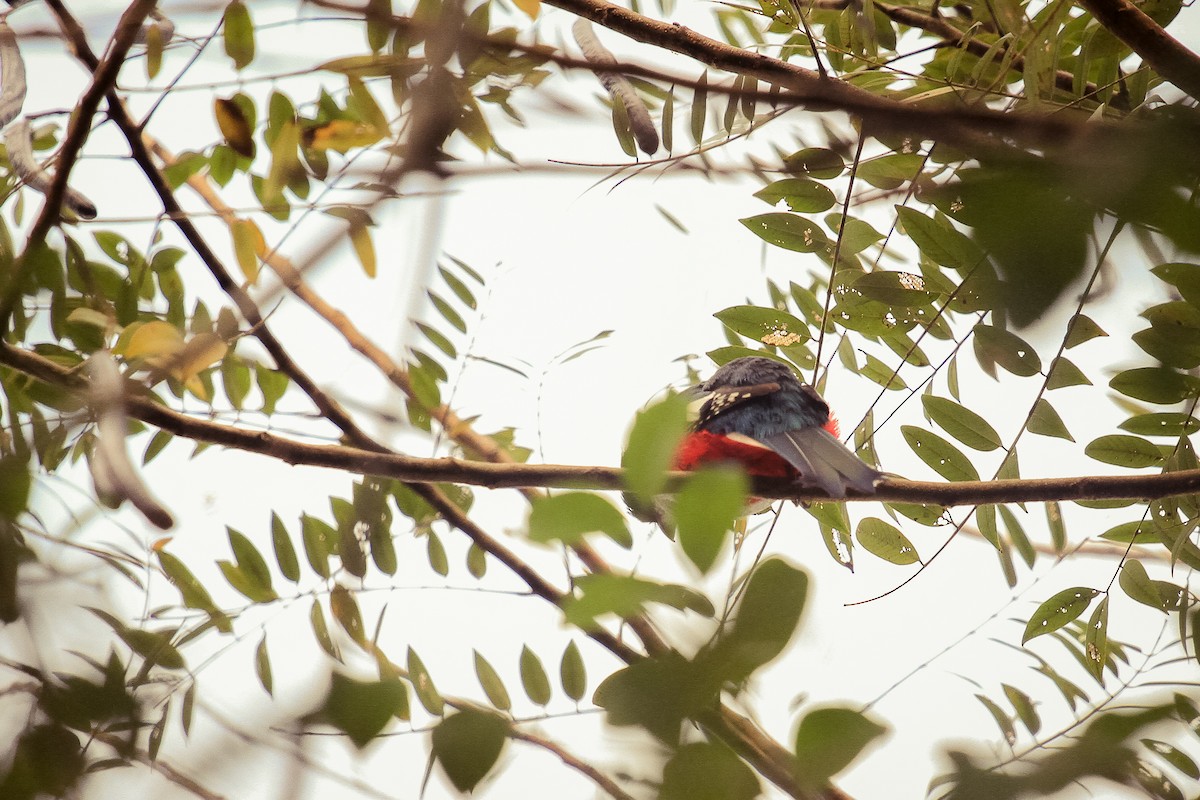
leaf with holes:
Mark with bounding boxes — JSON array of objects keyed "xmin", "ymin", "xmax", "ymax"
[
  {"xmin": 1085, "ymin": 435, "xmax": 1164, "ymax": 468},
  {"xmin": 714, "ymin": 305, "xmax": 810, "ymax": 347},
  {"xmin": 901, "ymin": 426, "xmax": 980, "ymax": 481},
  {"xmin": 1022, "ymin": 587, "xmax": 1099, "ymax": 643},
  {"xmin": 921, "ymin": 395, "xmax": 1002, "ymax": 451},
  {"xmin": 973, "ymin": 324, "xmax": 1041, "ymax": 378},
  {"xmin": 855, "ymin": 517, "xmax": 919, "ymax": 565},
  {"xmin": 740, "ymin": 213, "xmax": 830, "ymax": 253}
]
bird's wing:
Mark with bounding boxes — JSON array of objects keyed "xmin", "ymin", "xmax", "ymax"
[
  {"xmin": 691, "ymin": 381, "xmax": 781, "ymax": 427},
  {"xmin": 762, "ymin": 427, "xmax": 882, "ymax": 498}
]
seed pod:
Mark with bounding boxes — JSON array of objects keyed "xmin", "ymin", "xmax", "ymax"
[
  {"xmin": 0, "ymin": 20, "xmax": 26, "ymax": 130},
  {"xmin": 572, "ymin": 19, "xmax": 658, "ymax": 156},
  {"xmin": 5, "ymin": 118, "xmax": 97, "ymax": 219},
  {"xmin": 87, "ymin": 351, "xmax": 174, "ymax": 530}
]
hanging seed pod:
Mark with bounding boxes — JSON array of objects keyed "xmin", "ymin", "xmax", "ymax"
[
  {"xmin": 5, "ymin": 118, "xmax": 98, "ymax": 219},
  {"xmin": 572, "ymin": 19, "xmax": 659, "ymax": 156}
]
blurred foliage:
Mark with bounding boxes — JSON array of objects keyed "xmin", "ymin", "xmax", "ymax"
[{"xmin": 0, "ymin": 0, "xmax": 1199, "ymax": 798}]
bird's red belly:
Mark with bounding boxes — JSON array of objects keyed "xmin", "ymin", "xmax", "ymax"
[{"xmin": 674, "ymin": 431, "xmax": 797, "ymax": 478}]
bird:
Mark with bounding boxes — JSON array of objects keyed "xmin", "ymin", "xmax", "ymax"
[{"xmin": 675, "ymin": 356, "xmax": 882, "ymax": 500}]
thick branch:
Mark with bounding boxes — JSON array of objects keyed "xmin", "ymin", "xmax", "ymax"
[
  {"xmin": 1075, "ymin": 0, "xmax": 1200, "ymax": 99},
  {"xmin": 4, "ymin": 343, "xmax": 1198, "ymax": 509},
  {"xmin": 541, "ymin": 0, "xmax": 1082, "ymax": 147}
]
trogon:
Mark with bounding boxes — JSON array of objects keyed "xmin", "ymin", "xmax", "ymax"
[{"xmin": 676, "ymin": 356, "xmax": 881, "ymax": 499}]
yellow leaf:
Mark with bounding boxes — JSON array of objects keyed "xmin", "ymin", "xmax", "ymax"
[
  {"xmin": 231, "ymin": 218, "xmax": 265, "ymax": 285},
  {"xmin": 305, "ymin": 119, "xmax": 382, "ymax": 153},
  {"xmin": 120, "ymin": 321, "xmax": 184, "ymax": 362},
  {"xmin": 214, "ymin": 98, "xmax": 255, "ymax": 158},
  {"xmin": 66, "ymin": 307, "xmax": 115, "ymax": 332},
  {"xmin": 348, "ymin": 222, "xmax": 376, "ymax": 278},
  {"xmin": 145, "ymin": 23, "xmax": 164, "ymax": 80},
  {"xmin": 512, "ymin": 0, "xmax": 541, "ymax": 19},
  {"xmin": 171, "ymin": 332, "xmax": 229, "ymax": 387}
]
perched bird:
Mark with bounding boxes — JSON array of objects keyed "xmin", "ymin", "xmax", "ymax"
[{"xmin": 676, "ymin": 357, "xmax": 882, "ymax": 499}]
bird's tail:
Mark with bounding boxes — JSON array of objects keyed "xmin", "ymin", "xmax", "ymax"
[{"xmin": 762, "ymin": 428, "xmax": 882, "ymax": 499}]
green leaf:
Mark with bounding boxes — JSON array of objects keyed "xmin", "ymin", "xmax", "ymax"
[
  {"xmin": 1022, "ymin": 586, "xmax": 1100, "ymax": 643},
  {"xmin": 621, "ymin": 394, "xmax": 690, "ymax": 506},
  {"xmin": 675, "ymin": 467, "xmax": 749, "ymax": 573},
  {"xmin": 407, "ymin": 648, "xmax": 444, "ymax": 715},
  {"xmin": 1065, "ymin": 314, "xmax": 1107, "ymax": 348},
  {"xmin": 270, "ymin": 512, "xmax": 300, "ymax": 583},
  {"xmin": 559, "ymin": 641, "xmax": 586, "ymax": 703},
  {"xmin": 330, "ymin": 585, "xmax": 365, "ymax": 645},
  {"xmin": 1152, "ymin": 262, "xmax": 1200, "ymax": 306},
  {"xmin": 859, "ymin": 353, "xmax": 907, "ymax": 391},
  {"xmin": 1119, "ymin": 412, "xmax": 1200, "ymax": 437},
  {"xmin": 896, "ymin": 207, "xmax": 983, "ymax": 270},
  {"xmin": 321, "ymin": 673, "xmax": 406, "ymax": 748},
  {"xmin": 855, "ymin": 517, "xmax": 919, "ymax": 565},
  {"xmin": 560, "ymin": 574, "xmax": 714, "ymax": 630},
  {"xmin": 740, "ymin": 213, "xmax": 830, "ymax": 253},
  {"xmin": 221, "ymin": 528, "xmax": 277, "ymax": 603},
  {"xmin": 1084, "ymin": 596, "xmax": 1109, "ymax": 680},
  {"xmin": 921, "ymin": 395, "xmax": 1002, "ymax": 451},
  {"xmin": 851, "ymin": 271, "xmax": 938, "ymax": 307},
  {"xmin": 310, "ymin": 600, "xmax": 339, "ymax": 660},
  {"xmin": 690, "ymin": 71, "xmax": 707, "ymax": 144},
  {"xmin": 711, "ymin": 558, "xmax": 808, "ymax": 681},
  {"xmin": 973, "ymin": 324, "xmax": 1042, "ymax": 378},
  {"xmin": 1045, "ymin": 501, "xmax": 1066, "ymax": 554},
  {"xmin": 782, "ymin": 147, "xmax": 844, "ymax": 179},
  {"xmin": 301, "ymin": 514, "xmax": 335, "ymax": 578},
  {"xmin": 527, "ymin": 492, "xmax": 631, "ymax": 548},
  {"xmin": 255, "ymin": 635, "xmax": 273, "ymax": 696},
  {"xmin": 754, "ymin": 178, "xmax": 837, "ymax": 213},
  {"xmin": 593, "ymin": 651, "xmax": 712, "ymax": 744},
  {"xmin": 976, "ymin": 693, "xmax": 1016, "ymax": 745},
  {"xmin": 1142, "ymin": 739, "xmax": 1200, "ymax": 780},
  {"xmin": 1119, "ymin": 559, "xmax": 1167, "ymax": 611},
  {"xmin": 431, "ymin": 710, "xmax": 509, "ymax": 793},
  {"xmin": 1028, "ymin": 398, "xmax": 1075, "ymax": 441},
  {"xmin": 856, "ymin": 153, "xmax": 923, "ymax": 189},
  {"xmin": 901, "ymin": 425, "xmax": 981, "ymax": 481},
  {"xmin": 1046, "ymin": 357, "xmax": 1092, "ymax": 389},
  {"xmin": 714, "ymin": 304, "xmax": 810, "ymax": 347},
  {"xmin": 0, "ymin": 456, "xmax": 31, "ymax": 519},
  {"xmin": 825, "ymin": 214, "xmax": 884, "ymax": 254},
  {"xmin": 1110, "ymin": 368, "xmax": 1200, "ymax": 404},
  {"xmin": 1085, "ymin": 435, "xmax": 1164, "ymax": 468},
  {"xmin": 660, "ymin": 742, "xmax": 761, "ymax": 800},
  {"xmin": 156, "ymin": 551, "xmax": 231, "ymax": 632},
  {"xmin": 473, "ymin": 650, "xmax": 512, "ymax": 711},
  {"xmin": 466, "ymin": 543, "xmax": 487, "ymax": 578},
  {"xmin": 426, "ymin": 531, "xmax": 449, "ymax": 577},
  {"xmin": 223, "ymin": 1, "xmax": 256, "ymax": 70},
  {"xmin": 1002, "ymin": 684, "xmax": 1041, "ymax": 735},
  {"xmin": 794, "ymin": 707, "xmax": 887, "ymax": 785},
  {"xmin": 519, "ymin": 645, "xmax": 551, "ymax": 706}
]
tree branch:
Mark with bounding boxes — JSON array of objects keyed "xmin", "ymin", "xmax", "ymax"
[
  {"xmin": 0, "ymin": 0, "xmax": 159, "ymax": 334},
  {"xmin": 1075, "ymin": 0, "xmax": 1200, "ymax": 99},
  {"xmin": 540, "ymin": 0, "xmax": 1083, "ymax": 147},
  {"xmin": 43, "ymin": 0, "xmax": 383, "ymax": 455},
  {"xmin": 4, "ymin": 342, "xmax": 1199, "ymax": 509}
]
